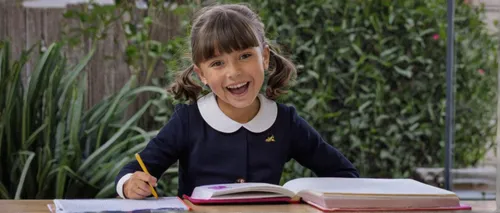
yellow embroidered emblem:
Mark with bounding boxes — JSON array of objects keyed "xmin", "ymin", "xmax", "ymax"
[{"xmin": 265, "ymin": 135, "xmax": 275, "ymax": 142}]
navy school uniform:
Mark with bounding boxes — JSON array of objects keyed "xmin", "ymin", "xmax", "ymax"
[{"xmin": 115, "ymin": 92, "xmax": 359, "ymax": 198}]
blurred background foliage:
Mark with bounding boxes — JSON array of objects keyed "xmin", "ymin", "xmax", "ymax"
[
  {"xmin": 0, "ymin": 0, "xmax": 498, "ymax": 198},
  {"xmin": 230, "ymin": 0, "xmax": 499, "ymax": 183}
]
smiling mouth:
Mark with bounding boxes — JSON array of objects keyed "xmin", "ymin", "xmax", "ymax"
[{"xmin": 226, "ymin": 82, "xmax": 250, "ymax": 95}]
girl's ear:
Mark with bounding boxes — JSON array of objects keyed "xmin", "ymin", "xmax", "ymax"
[
  {"xmin": 263, "ymin": 45, "xmax": 270, "ymax": 70},
  {"xmin": 194, "ymin": 65, "xmax": 208, "ymax": 85}
]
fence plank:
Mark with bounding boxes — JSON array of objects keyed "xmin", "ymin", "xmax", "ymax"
[
  {"xmin": 25, "ymin": 8, "xmax": 43, "ymax": 86},
  {"xmin": 87, "ymin": 40, "xmax": 100, "ymax": 109},
  {"xmin": 0, "ymin": 6, "xmax": 5, "ymax": 41},
  {"xmin": 150, "ymin": 6, "xmax": 181, "ymax": 81},
  {"xmin": 87, "ymin": 20, "xmax": 115, "ymax": 108},
  {"xmin": 102, "ymin": 23, "xmax": 115, "ymax": 96},
  {"xmin": 6, "ymin": 6, "xmax": 26, "ymax": 63},
  {"xmin": 43, "ymin": 8, "xmax": 64, "ymax": 47},
  {"xmin": 112, "ymin": 15, "xmax": 131, "ymax": 93}
]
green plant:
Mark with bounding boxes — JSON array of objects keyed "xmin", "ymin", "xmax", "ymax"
[
  {"xmin": 0, "ymin": 40, "xmax": 168, "ymax": 199},
  {"xmin": 62, "ymin": 0, "xmax": 195, "ymax": 86},
  {"xmin": 56, "ymin": 1, "xmax": 201, "ymax": 197},
  {"xmin": 61, "ymin": 0, "xmax": 198, "ymax": 133},
  {"xmin": 221, "ymin": 0, "xmax": 499, "ymax": 181}
]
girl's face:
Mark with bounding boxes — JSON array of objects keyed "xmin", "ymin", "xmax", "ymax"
[{"xmin": 195, "ymin": 45, "xmax": 270, "ymax": 109}]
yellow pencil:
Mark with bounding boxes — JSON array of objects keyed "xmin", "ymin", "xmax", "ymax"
[{"xmin": 135, "ymin": 153, "xmax": 159, "ymax": 199}]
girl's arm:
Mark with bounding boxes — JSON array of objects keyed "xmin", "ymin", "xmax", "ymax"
[
  {"xmin": 289, "ymin": 106, "xmax": 359, "ymax": 178},
  {"xmin": 114, "ymin": 105, "xmax": 188, "ymax": 198}
]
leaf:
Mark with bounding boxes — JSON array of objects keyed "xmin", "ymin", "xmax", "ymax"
[
  {"xmin": 25, "ymin": 43, "xmax": 59, "ymax": 107},
  {"xmin": 60, "ymin": 166, "xmax": 97, "ymax": 189},
  {"xmin": 88, "ymin": 163, "xmax": 113, "ymax": 186},
  {"xmin": 126, "ymin": 86, "xmax": 168, "ymax": 99},
  {"xmin": 375, "ymin": 115, "xmax": 390, "ymax": 126},
  {"xmin": 94, "ymin": 182, "xmax": 116, "ymax": 198},
  {"xmin": 69, "ymin": 72, "xmax": 86, "ymax": 162},
  {"xmin": 338, "ymin": 47, "xmax": 349, "ymax": 54},
  {"xmin": 408, "ymin": 115, "xmax": 421, "ymax": 124},
  {"xmin": 88, "ymin": 138, "xmax": 143, "ymax": 183},
  {"xmin": 380, "ymin": 47, "xmax": 399, "ymax": 58},
  {"xmin": 419, "ymin": 28, "xmax": 435, "ymax": 37},
  {"xmin": 349, "ymin": 135, "xmax": 362, "ymax": 148},
  {"xmin": 25, "ymin": 123, "xmax": 47, "ymax": 149},
  {"xmin": 44, "ymin": 58, "xmax": 63, "ymax": 157},
  {"xmin": 394, "ymin": 66, "xmax": 412, "ymax": 78},
  {"xmin": 105, "ymin": 157, "xmax": 131, "ymax": 182},
  {"xmin": 409, "ymin": 123, "xmax": 420, "ymax": 131},
  {"xmin": 78, "ymin": 100, "xmax": 152, "ymax": 173},
  {"xmin": 86, "ymin": 99, "xmax": 111, "ymax": 125},
  {"xmin": 307, "ymin": 71, "xmax": 319, "ymax": 79},
  {"xmin": 351, "ymin": 44, "xmax": 363, "ymax": 56},
  {"xmin": 37, "ymin": 149, "xmax": 55, "ymax": 195},
  {"xmin": 15, "ymin": 151, "xmax": 35, "ymax": 199},
  {"xmin": 22, "ymin": 43, "xmax": 61, "ymax": 149},
  {"xmin": 324, "ymin": 112, "xmax": 341, "ymax": 118},
  {"xmin": 56, "ymin": 164, "xmax": 67, "ymax": 199},
  {"xmin": 370, "ymin": 16, "xmax": 381, "ymax": 33},
  {"xmin": 304, "ymin": 98, "xmax": 318, "ymax": 111},
  {"xmin": 358, "ymin": 101, "xmax": 372, "ymax": 113},
  {"xmin": 1, "ymin": 44, "xmax": 22, "ymax": 154},
  {"xmin": 0, "ymin": 40, "xmax": 10, "ymax": 86},
  {"xmin": 0, "ymin": 182, "xmax": 9, "ymax": 199},
  {"xmin": 293, "ymin": 161, "xmax": 304, "ymax": 174},
  {"xmin": 389, "ymin": 13, "xmax": 395, "ymax": 25},
  {"xmin": 95, "ymin": 78, "xmax": 134, "ymax": 148},
  {"xmin": 54, "ymin": 120, "xmax": 66, "ymax": 161},
  {"xmin": 58, "ymin": 47, "xmax": 95, "ymax": 108},
  {"xmin": 380, "ymin": 150, "xmax": 392, "ymax": 160}
]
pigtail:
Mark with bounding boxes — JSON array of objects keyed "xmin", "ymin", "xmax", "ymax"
[
  {"xmin": 265, "ymin": 48, "xmax": 297, "ymax": 100},
  {"xmin": 168, "ymin": 65, "xmax": 203, "ymax": 103}
]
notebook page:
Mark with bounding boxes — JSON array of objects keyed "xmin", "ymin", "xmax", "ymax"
[
  {"xmin": 191, "ymin": 182, "xmax": 295, "ymax": 199},
  {"xmin": 282, "ymin": 177, "xmax": 457, "ymax": 196},
  {"xmin": 54, "ymin": 197, "xmax": 189, "ymax": 212}
]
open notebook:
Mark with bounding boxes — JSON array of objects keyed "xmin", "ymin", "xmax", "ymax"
[
  {"xmin": 183, "ymin": 177, "xmax": 471, "ymax": 211},
  {"xmin": 49, "ymin": 197, "xmax": 191, "ymax": 213}
]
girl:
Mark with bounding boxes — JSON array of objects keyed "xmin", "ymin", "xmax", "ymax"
[{"xmin": 115, "ymin": 3, "xmax": 359, "ymax": 200}]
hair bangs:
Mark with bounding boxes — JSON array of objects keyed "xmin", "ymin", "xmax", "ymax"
[{"xmin": 193, "ymin": 10, "xmax": 261, "ymax": 64}]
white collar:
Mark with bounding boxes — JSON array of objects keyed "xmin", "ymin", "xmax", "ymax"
[{"xmin": 197, "ymin": 92, "xmax": 278, "ymax": 133}]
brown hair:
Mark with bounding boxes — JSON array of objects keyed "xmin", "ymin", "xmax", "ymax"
[{"xmin": 168, "ymin": 3, "xmax": 296, "ymax": 103}]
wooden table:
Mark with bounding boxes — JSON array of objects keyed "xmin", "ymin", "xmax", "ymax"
[{"xmin": 1, "ymin": 199, "xmax": 496, "ymax": 213}]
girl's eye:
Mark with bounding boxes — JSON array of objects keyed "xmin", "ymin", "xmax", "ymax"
[
  {"xmin": 240, "ymin": 53, "xmax": 252, "ymax": 60},
  {"xmin": 210, "ymin": 61, "xmax": 224, "ymax": 67}
]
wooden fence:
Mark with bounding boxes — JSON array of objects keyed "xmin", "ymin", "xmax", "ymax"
[{"xmin": 0, "ymin": 3, "xmax": 183, "ymax": 128}]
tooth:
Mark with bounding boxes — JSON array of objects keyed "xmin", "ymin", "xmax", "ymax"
[{"xmin": 228, "ymin": 82, "xmax": 246, "ymax": 89}]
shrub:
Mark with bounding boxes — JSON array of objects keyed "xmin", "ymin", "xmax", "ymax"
[
  {"xmin": 0, "ymin": 41, "xmax": 167, "ymax": 199},
  {"xmin": 230, "ymin": 0, "xmax": 499, "ymax": 180}
]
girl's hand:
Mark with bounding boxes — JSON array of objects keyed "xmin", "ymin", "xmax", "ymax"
[{"xmin": 124, "ymin": 171, "xmax": 158, "ymax": 199}]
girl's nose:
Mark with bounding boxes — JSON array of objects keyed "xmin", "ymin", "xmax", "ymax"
[{"xmin": 226, "ymin": 63, "xmax": 242, "ymax": 78}]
